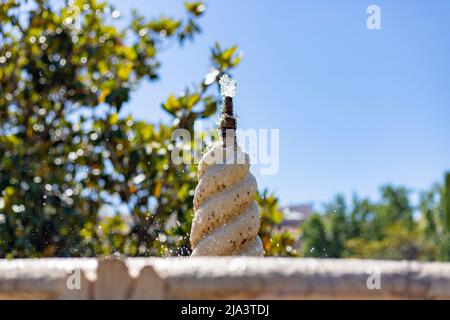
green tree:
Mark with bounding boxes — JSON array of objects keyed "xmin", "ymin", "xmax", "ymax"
[
  {"xmin": 324, "ymin": 194, "xmax": 348, "ymax": 257},
  {"xmin": 441, "ymin": 173, "xmax": 450, "ymax": 260},
  {"xmin": 345, "ymin": 222, "xmax": 437, "ymax": 260},
  {"xmin": 348, "ymin": 194, "xmax": 373, "ymax": 239},
  {"xmin": 444, "ymin": 172, "xmax": 450, "ymax": 231},
  {"xmin": 343, "ymin": 184, "xmax": 442, "ymax": 260},
  {"xmin": 256, "ymin": 190, "xmax": 299, "ymax": 257},
  {"xmin": 298, "ymin": 182, "xmax": 447, "ymax": 261},
  {"xmin": 375, "ymin": 185, "xmax": 414, "ymax": 233},
  {"xmin": 301, "ymin": 213, "xmax": 329, "ymax": 258}
]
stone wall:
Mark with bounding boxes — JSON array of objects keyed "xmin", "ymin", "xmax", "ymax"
[{"xmin": 1, "ymin": 257, "xmax": 450, "ymax": 299}]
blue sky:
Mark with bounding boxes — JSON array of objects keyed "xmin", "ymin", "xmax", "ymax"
[{"xmin": 109, "ymin": 0, "xmax": 450, "ymax": 208}]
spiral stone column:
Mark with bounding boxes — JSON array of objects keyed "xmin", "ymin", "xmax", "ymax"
[{"xmin": 190, "ymin": 74, "xmax": 264, "ymax": 256}]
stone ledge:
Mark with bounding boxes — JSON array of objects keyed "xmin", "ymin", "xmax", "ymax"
[{"xmin": 1, "ymin": 257, "xmax": 449, "ymax": 299}]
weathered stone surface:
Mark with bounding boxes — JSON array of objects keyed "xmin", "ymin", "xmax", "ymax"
[
  {"xmin": 1, "ymin": 257, "xmax": 450, "ymax": 299},
  {"xmin": 93, "ymin": 257, "xmax": 133, "ymax": 300},
  {"xmin": 61, "ymin": 268, "xmax": 92, "ymax": 300},
  {"xmin": 415, "ymin": 262, "xmax": 450, "ymax": 299},
  {"xmin": 0, "ymin": 258, "xmax": 97, "ymax": 299}
]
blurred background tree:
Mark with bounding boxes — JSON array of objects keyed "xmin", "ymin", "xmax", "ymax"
[
  {"xmin": 300, "ymin": 173, "xmax": 449, "ymax": 261},
  {"xmin": 300, "ymin": 213, "xmax": 329, "ymax": 258},
  {"xmin": 256, "ymin": 190, "xmax": 299, "ymax": 257}
]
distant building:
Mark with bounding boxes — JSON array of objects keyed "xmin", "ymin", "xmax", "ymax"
[{"xmin": 278, "ymin": 203, "xmax": 313, "ymax": 232}]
